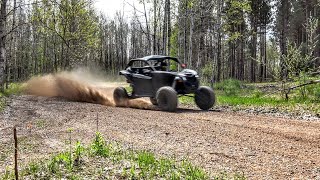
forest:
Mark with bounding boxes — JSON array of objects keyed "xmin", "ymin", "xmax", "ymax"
[
  {"xmin": 0, "ymin": 0, "xmax": 319, "ymax": 91},
  {"xmin": 1, "ymin": 1, "xmax": 320, "ymax": 179}
]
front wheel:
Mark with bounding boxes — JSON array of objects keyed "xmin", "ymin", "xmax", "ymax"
[
  {"xmin": 195, "ymin": 86, "xmax": 215, "ymax": 110},
  {"xmin": 156, "ymin": 86, "xmax": 178, "ymax": 112},
  {"xmin": 150, "ymin": 97, "xmax": 158, "ymax": 105},
  {"xmin": 113, "ymin": 87, "xmax": 129, "ymax": 107}
]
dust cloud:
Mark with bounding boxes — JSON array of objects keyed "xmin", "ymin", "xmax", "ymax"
[{"xmin": 24, "ymin": 69, "xmax": 154, "ymax": 110}]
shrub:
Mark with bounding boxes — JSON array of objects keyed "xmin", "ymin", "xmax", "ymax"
[
  {"xmin": 201, "ymin": 63, "xmax": 213, "ymax": 83},
  {"xmin": 3, "ymin": 83, "xmax": 24, "ymax": 96},
  {"xmin": 252, "ymin": 89, "xmax": 264, "ymax": 98},
  {"xmin": 313, "ymin": 86, "xmax": 320, "ymax": 102},
  {"xmin": 90, "ymin": 132, "xmax": 111, "ymax": 157},
  {"xmin": 215, "ymin": 79, "xmax": 242, "ymax": 96}
]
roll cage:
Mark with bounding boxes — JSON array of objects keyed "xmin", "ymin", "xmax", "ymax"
[{"xmin": 125, "ymin": 55, "xmax": 182, "ymax": 75}]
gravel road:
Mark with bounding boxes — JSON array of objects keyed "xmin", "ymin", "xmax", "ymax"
[{"xmin": 1, "ymin": 95, "xmax": 320, "ymax": 179}]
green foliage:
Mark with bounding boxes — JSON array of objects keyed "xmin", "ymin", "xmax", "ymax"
[
  {"xmin": 0, "ymin": 96, "xmax": 6, "ymax": 112},
  {"xmin": 1, "ymin": 83, "xmax": 21, "ymax": 111},
  {"xmin": 7, "ymin": 132, "xmax": 219, "ymax": 179},
  {"xmin": 284, "ymin": 72, "xmax": 320, "ymax": 102},
  {"xmin": 249, "ymin": 0, "xmax": 272, "ymax": 26},
  {"xmin": 47, "ymin": 156, "xmax": 59, "ymax": 174},
  {"xmin": 130, "ymin": 164, "xmax": 136, "ymax": 178},
  {"xmin": 74, "ymin": 141, "xmax": 85, "ymax": 164},
  {"xmin": 297, "ymin": 72, "xmax": 308, "ymax": 99},
  {"xmin": 314, "ymin": 86, "xmax": 320, "ymax": 101},
  {"xmin": 32, "ymin": 0, "xmax": 100, "ymax": 66},
  {"xmin": 215, "ymin": 79, "xmax": 242, "ymax": 96},
  {"xmin": 181, "ymin": 161, "xmax": 208, "ymax": 179},
  {"xmin": 137, "ymin": 151, "xmax": 156, "ymax": 167},
  {"xmin": 201, "ymin": 63, "xmax": 213, "ymax": 83},
  {"xmin": 170, "ymin": 62, "xmax": 178, "ymax": 71},
  {"xmin": 36, "ymin": 119, "xmax": 46, "ymax": 128},
  {"xmin": 224, "ymin": 0, "xmax": 251, "ymax": 42},
  {"xmin": 23, "ymin": 161, "xmax": 41, "ymax": 176},
  {"xmin": 218, "ymin": 94, "xmax": 281, "ymax": 106},
  {"xmin": 267, "ymin": 39, "xmax": 281, "ymax": 80},
  {"xmin": 214, "ymin": 172, "xmax": 246, "ymax": 180},
  {"xmin": 1, "ymin": 167, "xmax": 15, "ymax": 180},
  {"xmin": 55, "ymin": 152, "xmax": 73, "ymax": 170},
  {"xmin": 158, "ymin": 158, "xmax": 174, "ymax": 176},
  {"xmin": 170, "ymin": 24, "xmax": 179, "ymax": 57},
  {"xmin": 178, "ymin": 80, "xmax": 319, "ymax": 115},
  {"xmin": 252, "ymin": 89, "xmax": 264, "ymax": 98},
  {"xmin": 187, "ymin": 0, "xmax": 195, "ymax": 8},
  {"xmin": 282, "ymin": 17, "xmax": 319, "ymax": 80},
  {"xmin": 2, "ymin": 83, "xmax": 24, "ymax": 96},
  {"xmin": 90, "ymin": 132, "xmax": 111, "ymax": 157},
  {"xmin": 283, "ymin": 44, "xmax": 305, "ymax": 77}
]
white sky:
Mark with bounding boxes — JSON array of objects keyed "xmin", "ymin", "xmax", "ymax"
[{"xmin": 94, "ymin": 0, "xmax": 147, "ymax": 19}]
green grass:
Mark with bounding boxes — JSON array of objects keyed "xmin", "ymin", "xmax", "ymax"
[
  {"xmin": 2, "ymin": 83, "xmax": 24, "ymax": 96},
  {"xmin": 180, "ymin": 78, "xmax": 320, "ymax": 116},
  {"xmin": 0, "ymin": 96, "xmax": 5, "ymax": 111},
  {"xmin": 0, "ymin": 83, "xmax": 24, "ymax": 111},
  {"xmin": 2, "ymin": 132, "xmax": 243, "ymax": 179},
  {"xmin": 35, "ymin": 119, "xmax": 47, "ymax": 128},
  {"xmin": 180, "ymin": 90, "xmax": 320, "ymax": 114}
]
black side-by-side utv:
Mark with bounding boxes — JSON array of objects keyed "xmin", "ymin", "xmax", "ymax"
[{"xmin": 113, "ymin": 55, "xmax": 215, "ymax": 112}]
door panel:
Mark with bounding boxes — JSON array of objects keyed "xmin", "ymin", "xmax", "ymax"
[{"xmin": 132, "ymin": 74, "xmax": 153, "ymax": 97}]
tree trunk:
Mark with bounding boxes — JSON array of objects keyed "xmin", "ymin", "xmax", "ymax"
[
  {"xmin": 153, "ymin": 0, "xmax": 157, "ymax": 54},
  {"xmin": 279, "ymin": 0, "xmax": 290, "ymax": 80},
  {"xmin": 142, "ymin": 0, "xmax": 151, "ymax": 54},
  {"xmin": 6, "ymin": 0, "xmax": 16, "ymax": 88},
  {"xmin": 216, "ymin": 0, "xmax": 223, "ymax": 82},
  {"xmin": 167, "ymin": 0, "xmax": 171, "ymax": 55},
  {"xmin": 188, "ymin": 16, "xmax": 193, "ymax": 67},
  {"xmin": 183, "ymin": 0, "xmax": 188, "ymax": 63},
  {"xmin": 162, "ymin": 0, "xmax": 168, "ymax": 55},
  {"xmin": 0, "ymin": 0, "xmax": 7, "ymax": 91},
  {"xmin": 250, "ymin": 24, "xmax": 257, "ymax": 82}
]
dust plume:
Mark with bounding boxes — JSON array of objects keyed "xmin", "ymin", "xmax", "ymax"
[{"xmin": 24, "ymin": 69, "xmax": 154, "ymax": 110}]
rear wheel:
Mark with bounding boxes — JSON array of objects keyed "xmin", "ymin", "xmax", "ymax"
[
  {"xmin": 156, "ymin": 86, "xmax": 178, "ymax": 112},
  {"xmin": 113, "ymin": 87, "xmax": 129, "ymax": 107},
  {"xmin": 150, "ymin": 97, "xmax": 158, "ymax": 105},
  {"xmin": 195, "ymin": 86, "xmax": 215, "ymax": 110}
]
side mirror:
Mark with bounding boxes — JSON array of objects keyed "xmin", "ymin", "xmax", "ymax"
[{"xmin": 181, "ymin": 64, "xmax": 187, "ymax": 68}]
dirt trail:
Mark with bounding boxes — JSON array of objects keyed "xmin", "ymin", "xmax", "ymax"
[{"xmin": 1, "ymin": 95, "xmax": 320, "ymax": 179}]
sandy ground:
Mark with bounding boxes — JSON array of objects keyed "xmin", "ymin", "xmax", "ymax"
[{"xmin": 0, "ymin": 95, "xmax": 320, "ymax": 179}]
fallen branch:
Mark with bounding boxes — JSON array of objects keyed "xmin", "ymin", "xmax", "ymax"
[
  {"xmin": 284, "ymin": 80, "xmax": 320, "ymax": 100},
  {"xmin": 287, "ymin": 80, "xmax": 320, "ymax": 91}
]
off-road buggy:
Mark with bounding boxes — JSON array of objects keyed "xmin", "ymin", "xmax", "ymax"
[{"xmin": 114, "ymin": 55, "xmax": 215, "ymax": 111}]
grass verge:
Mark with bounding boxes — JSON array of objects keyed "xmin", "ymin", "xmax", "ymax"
[
  {"xmin": 2, "ymin": 83, "xmax": 24, "ymax": 96},
  {"xmin": 180, "ymin": 79, "xmax": 320, "ymax": 117},
  {"xmin": 1, "ymin": 132, "xmax": 245, "ymax": 179},
  {"xmin": 0, "ymin": 83, "xmax": 24, "ymax": 111}
]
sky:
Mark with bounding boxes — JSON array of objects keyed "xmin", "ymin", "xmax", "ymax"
[{"xmin": 94, "ymin": 0, "xmax": 147, "ymax": 19}]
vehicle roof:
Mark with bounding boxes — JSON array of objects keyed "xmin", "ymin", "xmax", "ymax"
[{"xmin": 132, "ymin": 55, "xmax": 179, "ymax": 62}]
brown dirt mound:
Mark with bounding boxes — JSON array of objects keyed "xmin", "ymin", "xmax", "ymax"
[{"xmin": 24, "ymin": 70, "xmax": 154, "ymax": 110}]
